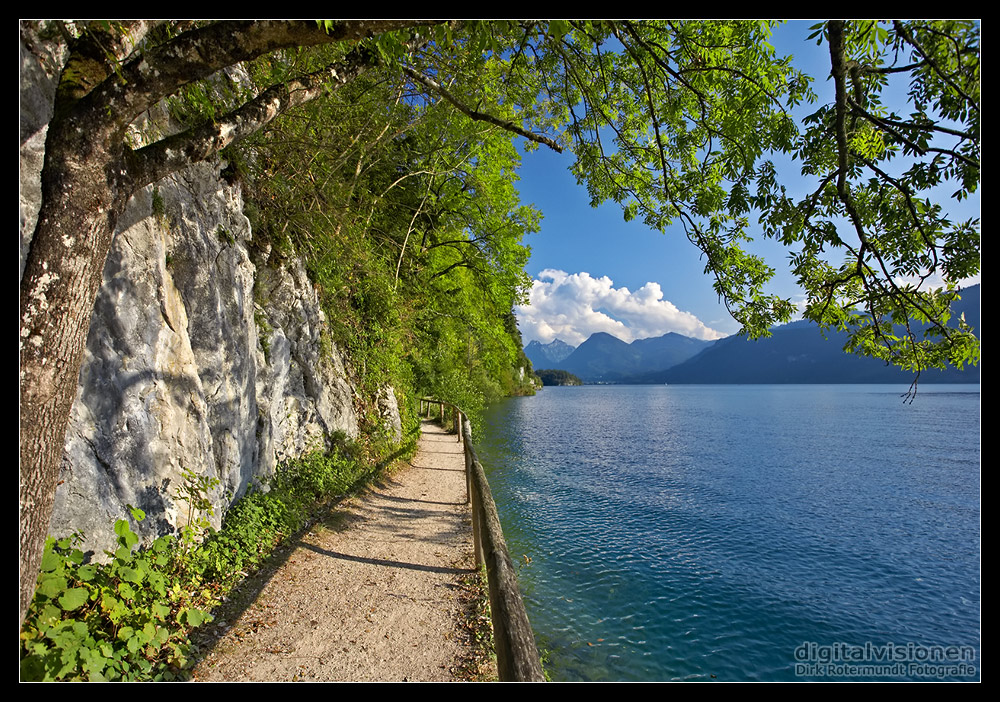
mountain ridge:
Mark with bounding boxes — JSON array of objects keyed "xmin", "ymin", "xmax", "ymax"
[{"xmin": 524, "ymin": 285, "xmax": 980, "ymax": 385}]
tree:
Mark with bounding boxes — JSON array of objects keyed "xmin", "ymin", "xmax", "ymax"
[
  {"xmin": 759, "ymin": 21, "xmax": 980, "ymax": 382},
  {"xmin": 224, "ymin": 43, "xmax": 540, "ymax": 410},
  {"xmin": 20, "ymin": 19, "xmax": 979, "ymax": 625},
  {"xmin": 477, "ymin": 20, "xmax": 978, "ymax": 373},
  {"xmin": 18, "ymin": 18, "xmax": 546, "ymax": 625}
]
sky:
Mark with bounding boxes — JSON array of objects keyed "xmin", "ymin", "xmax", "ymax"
[{"xmin": 511, "ymin": 21, "xmax": 981, "ymax": 347}]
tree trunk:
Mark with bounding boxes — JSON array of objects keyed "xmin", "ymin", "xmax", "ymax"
[{"xmin": 19, "ymin": 91, "xmax": 132, "ymax": 622}]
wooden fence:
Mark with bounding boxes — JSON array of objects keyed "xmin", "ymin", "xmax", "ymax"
[{"xmin": 418, "ymin": 398, "xmax": 545, "ymax": 682}]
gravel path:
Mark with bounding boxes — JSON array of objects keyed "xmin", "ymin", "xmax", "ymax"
[{"xmin": 191, "ymin": 420, "xmax": 490, "ymax": 682}]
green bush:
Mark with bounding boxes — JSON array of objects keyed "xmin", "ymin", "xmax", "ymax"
[{"xmin": 19, "ymin": 507, "xmax": 209, "ymax": 681}]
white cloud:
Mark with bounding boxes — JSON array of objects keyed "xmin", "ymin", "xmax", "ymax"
[
  {"xmin": 893, "ymin": 271, "xmax": 981, "ymax": 291},
  {"xmin": 516, "ymin": 269, "xmax": 726, "ymax": 345}
]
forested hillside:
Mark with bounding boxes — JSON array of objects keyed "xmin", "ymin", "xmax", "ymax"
[{"xmin": 224, "ymin": 33, "xmax": 540, "ymax": 416}]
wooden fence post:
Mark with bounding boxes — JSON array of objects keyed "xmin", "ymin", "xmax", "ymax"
[{"xmin": 464, "ymin": 417, "xmax": 484, "ymax": 568}]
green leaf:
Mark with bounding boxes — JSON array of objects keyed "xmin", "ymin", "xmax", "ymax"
[
  {"xmin": 113, "ymin": 519, "xmax": 139, "ymax": 549},
  {"xmin": 58, "ymin": 587, "xmax": 90, "ymax": 611},
  {"xmin": 35, "ymin": 574, "xmax": 69, "ymax": 599},
  {"xmin": 39, "ymin": 544, "xmax": 62, "ymax": 573},
  {"xmin": 181, "ymin": 608, "xmax": 210, "ymax": 628},
  {"xmin": 119, "ymin": 582, "xmax": 136, "ymax": 601}
]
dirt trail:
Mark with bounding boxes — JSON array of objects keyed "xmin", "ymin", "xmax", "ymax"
[{"xmin": 191, "ymin": 420, "xmax": 491, "ymax": 682}]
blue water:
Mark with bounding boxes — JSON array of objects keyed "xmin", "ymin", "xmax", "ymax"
[{"xmin": 478, "ymin": 385, "xmax": 981, "ymax": 681}]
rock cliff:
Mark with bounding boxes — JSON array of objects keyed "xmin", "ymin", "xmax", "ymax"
[{"xmin": 20, "ymin": 26, "xmax": 397, "ymax": 555}]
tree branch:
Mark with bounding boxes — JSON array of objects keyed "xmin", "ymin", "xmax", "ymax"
[
  {"xmin": 400, "ymin": 65, "xmax": 563, "ymax": 153},
  {"xmin": 826, "ymin": 21, "xmax": 950, "ymax": 350},
  {"xmin": 129, "ymin": 48, "xmax": 377, "ymax": 188},
  {"xmin": 847, "ymin": 97, "xmax": 980, "ymax": 170},
  {"xmin": 892, "ymin": 21, "xmax": 980, "ymax": 114},
  {"xmin": 73, "ymin": 21, "xmax": 435, "ymax": 142},
  {"xmin": 54, "ymin": 21, "xmax": 160, "ymax": 107},
  {"xmin": 849, "ymin": 99, "xmax": 977, "ymax": 142}
]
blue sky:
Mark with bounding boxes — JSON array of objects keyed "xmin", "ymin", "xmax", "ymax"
[{"xmin": 511, "ymin": 21, "xmax": 980, "ymax": 346}]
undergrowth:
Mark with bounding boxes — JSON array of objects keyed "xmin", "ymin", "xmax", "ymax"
[
  {"xmin": 19, "ymin": 439, "xmax": 402, "ymax": 682},
  {"xmin": 453, "ymin": 567, "xmax": 497, "ymax": 681}
]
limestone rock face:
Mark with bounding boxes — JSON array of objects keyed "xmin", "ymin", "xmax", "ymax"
[
  {"xmin": 377, "ymin": 385, "xmax": 404, "ymax": 444},
  {"xmin": 20, "ymin": 24, "xmax": 395, "ymax": 555}
]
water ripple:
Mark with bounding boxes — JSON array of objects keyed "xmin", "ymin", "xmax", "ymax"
[{"xmin": 480, "ymin": 385, "xmax": 981, "ymax": 681}]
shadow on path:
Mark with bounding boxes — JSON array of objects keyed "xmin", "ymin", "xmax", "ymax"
[{"xmin": 189, "ymin": 418, "xmax": 477, "ymax": 682}]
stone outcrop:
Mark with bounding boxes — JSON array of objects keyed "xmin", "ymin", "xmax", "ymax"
[{"xmin": 20, "ymin": 24, "xmax": 397, "ymax": 555}]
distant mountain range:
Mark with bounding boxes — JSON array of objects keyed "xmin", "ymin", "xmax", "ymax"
[
  {"xmin": 524, "ymin": 338, "xmax": 576, "ymax": 366},
  {"xmin": 526, "ymin": 331, "xmax": 714, "ymax": 382},
  {"xmin": 525, "ymin": 285, "xmax": 980, "ymax": 384}
]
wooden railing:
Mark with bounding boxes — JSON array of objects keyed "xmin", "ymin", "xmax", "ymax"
[{"xmin": 418, "ymin": 398, "xmax": 545, "ymax": 682}]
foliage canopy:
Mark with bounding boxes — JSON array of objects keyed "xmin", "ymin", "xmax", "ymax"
[
  {"xmin": 432, "ymin": 20, "xmax": 979, "ymax": 375},
  {"xmin": 316, "ymin": 19, "xmax": 979, "ymax": 385}
]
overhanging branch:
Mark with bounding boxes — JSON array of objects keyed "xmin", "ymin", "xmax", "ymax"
[
  {"xmin": 892, "ymin": 21, "xmax": 980, "ymax": 114},
  {"xmin": 130, "ymin": 47, "xmax": 377, "ymax": 187},
  {"xmin": 401, "ymin": 65, "xmax": 563, "ymax": 153},
  {"xmin": 74, "ymin": 21, "xmax": 437, "ymax": 138}
]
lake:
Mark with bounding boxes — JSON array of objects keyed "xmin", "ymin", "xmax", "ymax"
[{"xmin": 478, "ymin": 385, "xmax": 981, "ymax": 681}]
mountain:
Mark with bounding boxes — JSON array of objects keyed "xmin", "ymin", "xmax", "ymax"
[
  {"xmin": 657, "ymin": 286, "xmax": 980, "ymax": 384},
  {"xmin": 524, "ymin": 338, "xmax": 577, "ymax": 368},
  {"xmin": 527, "ymin": 286, "xmax": 979, "ymax": 385},
  {"xmin": 954, "ymin": 284, "xmax": 981, "ymax": 333},
  {"xmin": 558, "ymin": 331, "xmax": 714, "ymax": 382}
]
